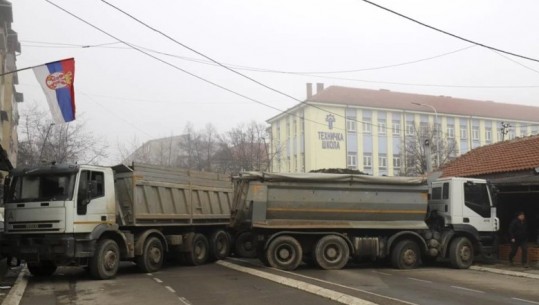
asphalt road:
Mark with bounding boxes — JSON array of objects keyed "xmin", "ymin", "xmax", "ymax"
[{"xmin": 16, "ymin": 259, "xmax": 539, "ymax": 305}]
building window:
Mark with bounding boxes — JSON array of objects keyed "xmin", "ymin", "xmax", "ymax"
[
  {"xmin": 378, "ymin": 120, "xmax": 386, "ymax": 135},
  {"xmin": 472, "ymin": 127, "xmax": 479, "ymax": 141},
  {"xmin": 393, "ymin": 155, "xmax": 401, "ymax": 169},
  {"xmin": 419, "ymin": 122, "xmax": 428, "ymax": 135},
  {"xmin": 406, "ymin": 123, "xmax": 415, "ymax": 136},
  {"xmin": 347, "ymin": 153, "xmax": 357, "ymax": 169},
  {"xmin": 362, "ymin": 118, "xmax": 372, "ymax": 133},
  {"xmin": 392, "ymin": 121, "xmax": 401, "ymax": 135},
  {"xmin": 346, "ymin": 119, "xmax": 357, "ymax": 132},
  {"xmin": 363, "ymin": 154, "xmax": 372, "ymax": 168},
  {"xmin": 485, "ymin": 128, "xmax": 492, "ymax": 142},
  {"xmin": 447, "ymin": 125, "xmax": 454, "ymax": 138},
  {"xmin": 508, "ymin": 130, "xmax": 515, "ymax": 140},
  {"xmin": 460, "ymin": 127, "xmax": 467, "ymax": 139},
  {"xmin": 379, "ymin": 155, "xmax": 387, "ymax": 169},
  {"xmin": 520, "ymin": 127, "xmax": 528, "ymax": 137}
]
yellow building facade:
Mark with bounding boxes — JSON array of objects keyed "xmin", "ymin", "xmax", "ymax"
[{"xmin": 268, "ymin": 85, "xmax": 539, "ymax": 175}]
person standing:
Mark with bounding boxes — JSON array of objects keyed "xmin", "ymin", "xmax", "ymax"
[{"xmin": 508, "ymin": 211, "xmax": 528, "ymax": 267}]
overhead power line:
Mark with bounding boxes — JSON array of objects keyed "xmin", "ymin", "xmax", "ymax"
[
  {"xmin": 361, "ymin": 0, "xmax": 539, "ymax": 64},
  {"xmin": 100, "ymin": 0, "xmax": 305, "ymax": 104},
  {"xmin": 98, "ymin": 0, "xmax": 400, "ymax": 131},
  {"xmin": 98, "ymin": 0, "xmax": 539, "ymax": 132},
  {"xmin": 20, "ymin": 39, "xmax": 477, "ymax": 74},
  {"xmin": 45, "ymin": 0, "xmax": 348, "ymax": 132},
  {"xmin": 21, "ymin": 40, "xmax": 539, "ymax": 89}
]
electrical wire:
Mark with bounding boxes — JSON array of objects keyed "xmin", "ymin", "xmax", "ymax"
[
  {"xmin": 45, "ymin": 0, "xmax": 346, "ymax": 132},
  {"xmin": 20, "ymin": 39, "xmax": 477, "ymax": 74},
  {"xmin": 99, "ymin": 0, "xmax": 488, "ymax": 132},
  {"xmin": 46, "ymin": 1, "xmax": 539, "ymax": 135},
  {"xmin": 21, "ymin": 40, "xmax": 539, "ymax": 89},
  {"xmin": 361, "ymin": 0, "xmax": 539, "ymax": 63}
]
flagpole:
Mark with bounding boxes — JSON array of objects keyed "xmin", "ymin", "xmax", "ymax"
[{"xmin": 0, "ymin": 57, "xmax": 74, "ymax": 77}]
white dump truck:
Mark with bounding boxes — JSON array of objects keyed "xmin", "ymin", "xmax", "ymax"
[
  {"xmin": 230, "ymin": 172, "xmax": 499, "ymax": 270},
  {"xmin": 1, "ymin": 163, "xmax": 233, "ymax": 279}
]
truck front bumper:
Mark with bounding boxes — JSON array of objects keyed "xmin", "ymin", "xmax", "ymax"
[{"xmin": 1, "ymin": 234, "xmax": 95, "ymax": 263}]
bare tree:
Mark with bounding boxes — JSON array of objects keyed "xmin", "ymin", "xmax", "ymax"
[
  {"xmin": 403, "ymin": 123, "xmax": 457, "ymax": 176},
  {"xmin": 17, "ymin": 102, "xmax": 108, "ymax": 166},
  {"xmin": 214, "ymin": 121, "xmax": 270, "ymax": 174}
]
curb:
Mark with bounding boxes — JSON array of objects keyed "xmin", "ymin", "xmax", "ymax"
[
  {"xmin": 470, "ymin": 265, "xmax": 539, "ymax": 280},
  {"xmin": 2, "ymin": 267, "xmax": 28, "ymax": 305}
]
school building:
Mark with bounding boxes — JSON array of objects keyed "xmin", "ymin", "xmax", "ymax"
[{"xmin": 267, "ymin": 84, "xmax": 539, "ymax": 175}]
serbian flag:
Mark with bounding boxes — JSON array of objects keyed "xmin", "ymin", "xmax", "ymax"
[{"xmin": 33, "ymin": 58, "xmax": 76, "ymax": 123}]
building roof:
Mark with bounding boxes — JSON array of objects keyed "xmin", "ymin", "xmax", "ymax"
[
  {"xmin": 308, "ymin": 86, "xmax": 539, "ymax": 122},
  {"xmin": 440, "ymin": 135, "xmax": 539, "ymax": 177}
]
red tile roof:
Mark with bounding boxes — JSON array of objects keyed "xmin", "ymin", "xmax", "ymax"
[
  {"xmin": 309, "ymin": 86, "xmax": 539, "ymax": 122},
  {"xmin": 440, "ymin": 135, "xmax": 539, "ymax": 177}
]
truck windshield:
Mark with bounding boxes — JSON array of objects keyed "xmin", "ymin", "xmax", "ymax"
[{"xmin": 6, "ymin": 173, "xmax": 76, "ymax": 203}]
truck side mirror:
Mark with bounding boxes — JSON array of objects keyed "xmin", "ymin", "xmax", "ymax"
[{"xmin": 3, "ymin": 176, "xmax": 10, "ymax": 204}]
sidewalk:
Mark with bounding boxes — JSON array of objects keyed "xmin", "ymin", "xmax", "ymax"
[
  {"xmin": 0, "ymin": 261, "xmax": 22, "ymax": 305},
  {"xmin": 471, "ymin": 261, "xmax": 539, "ymax": 279}
]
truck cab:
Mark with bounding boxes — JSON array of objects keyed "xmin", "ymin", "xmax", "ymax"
[
  {"xmin": 428, "ymin": 177, "xmax": 499, "ymax": 258},
  {"xmin": 429, "ymin": 177, "xmax": 498, "ymax": 232},
  {"xmin": 3, "ymin": 164, "xmax": 116, "ymax": 235},
  {"xmin": 2, "ymin": 163, "xmax": 119, "ymax": 276}
]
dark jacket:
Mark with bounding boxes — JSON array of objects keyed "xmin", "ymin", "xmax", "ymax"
[{"xmin": 509, "ymin": 218, "xmax": 528, "ymax": 242}]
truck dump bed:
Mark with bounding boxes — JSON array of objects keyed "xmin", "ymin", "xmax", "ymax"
[
  {"xmin": 231, "ymin": 172, "xmax": 429, "ymax": 230},
  {"xmin": 114, "ymin": 163, "xmax": 232, "ymax": 226}
]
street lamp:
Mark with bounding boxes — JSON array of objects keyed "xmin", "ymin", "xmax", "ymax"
[
  {"xmin": 412, "ymin": 102, "xmax": 439, "ymax": 168},
  {"xmin": 39, "ymin": 123, "xmax": 55, "ymax": 162}
]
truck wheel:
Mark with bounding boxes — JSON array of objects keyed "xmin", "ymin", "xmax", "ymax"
[
  {"xmin": 27, "ymin": 260, "xmax": 57, "ymax": 277},
  {"xmin": 391, "ymin": 240, "xmax": 420, "ymax": 269},
  {"xmin": 265, "ymin": 235, "xmax": 303, "ymax": 271},
  {"xmin": 185, "ymin": 233, "xmax": 209, "ymax": 266},
  {"xmin": 209, "ymin": 230, "xmax": 231, "ymax": 261},
  {"xmin": 314, "ymin": 235, "xmax": 350, "ymax": 270},
  {"xmin": 136, "ymin": 236, "xmax": 164, "ymax": 273},
  {"xmin": 90, "ymin": 239, "xmax": 120, "ymax": 280},
  {"xmin": 449, "ymin": 237, "xmax": 474, "ymax": 269},
  {"xmin": 234, "ymin": 231, "xmax": 257, "ymax": 258}
]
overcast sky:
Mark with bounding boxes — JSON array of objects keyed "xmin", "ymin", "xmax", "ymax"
[{"xmin": 12, "ymin": 0, "xmax": 539, "ymax": 165}]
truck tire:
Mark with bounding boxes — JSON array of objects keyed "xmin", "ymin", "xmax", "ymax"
[
  {"xmin": 234, "ymin": 231, "xmax": 257, "ymax": 258},
  {"xmin": 265, "ymin": 235, "xmax": 303, "ymax": 271},
  {"xmin": 391, "ymin": 239, "xmax": 420, "ymax": 269},
  {"xmin": 90, "ymin": 239, "xmax": 120, "ymax": 280},
  {"xmin": 27, "ymin": 260, "xmax": 57, "ymax": 277},
  {"xmin": 209, "ymin": 230, "xmax": 231, "ymax": 261},
  {"xmin": 136, "ymin": 236, "xmax": 164, "ymax": 273},
  {"xmin": 313, "ymin": 235, "xmax": 350, "ymax": 270},
  {"xmin": 449, "ymin": 237, "xmax": 474, "ymax": 269},
  {"xmin": 185, "ymin": 233, "xmax": 209, "ymax": 266}
]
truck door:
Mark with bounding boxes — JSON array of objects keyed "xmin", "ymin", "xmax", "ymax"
[
  {"xmin": 463, "ymin": 182, "xmax": 496, "ymax": 232},
  {"xmin": 73, "ymin": 170, "xmax": 109, "ymax": 233}
]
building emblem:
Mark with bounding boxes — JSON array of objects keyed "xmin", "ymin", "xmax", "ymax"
[{"xmin": 326, "ymin": 114, "xmax": 335, "ymax": 130}]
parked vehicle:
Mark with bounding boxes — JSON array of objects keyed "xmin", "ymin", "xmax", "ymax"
[
  {"xmin": 230, "ymin": 172, "xmax": 498, "ymax": 270},
  {"xmin": 1, "ymin": 163, "xmax": 233, "ymax": 279}
]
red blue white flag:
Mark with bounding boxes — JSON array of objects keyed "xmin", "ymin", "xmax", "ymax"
[{"xmin": 33, "ymin": 58, "xmax": 76, "ymax": 123}]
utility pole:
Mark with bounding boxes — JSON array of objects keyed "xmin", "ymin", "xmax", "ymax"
[
  {"xmin": 500, "ymin": 121, "xmax": 511, "ymax": 141},
  {"xmin": 423, "ymin": 139, "xmax": 432, "ymax": 173},
  {"xmin": 39, "ymin": 123, "xmax": 55, "ymax": 162}
]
